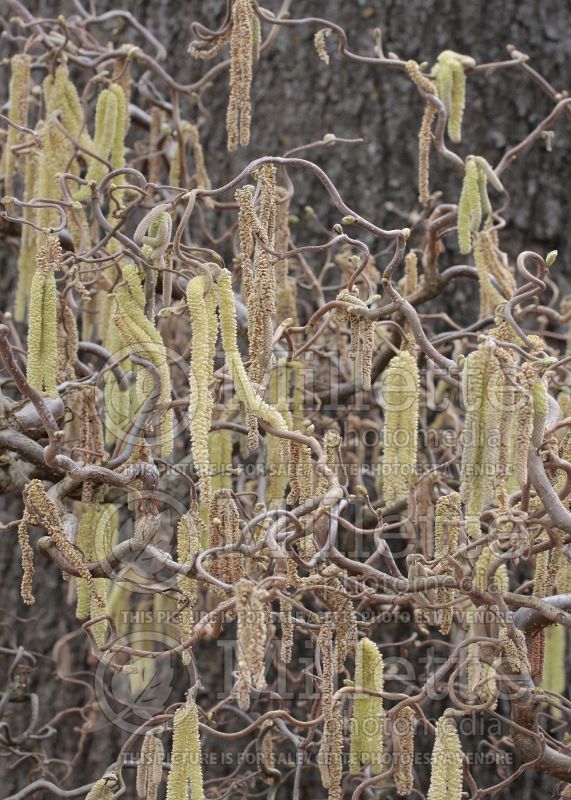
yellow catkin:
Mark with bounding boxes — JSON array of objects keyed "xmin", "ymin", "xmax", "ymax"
[
  {"xmin": 26, "ymin": 235, "xmax": 60, "ymax": 397},
  {"xmin": 113, "ymin": 264, "xmax": 173, "ymax": 456},
  {"xmin": 317, "ymin": 623, "xmax": 343, "ymax": 800},
  {"xmin": 381, "ymin": 351, "xmax": 420, "ymax": 504},
  {"xmin": 350, "ymin": 637, "xmax": 384, "ymax": 774},
  {"xmin": 393, "ymin": 707, "xmax": 415, "ymax": 796},
  {"xmin": 542, "ymin": 625, "xmax": 566, "ymax": 718},
  {"xmin": 2, "ymin": 53, "xmax": 31, "ymax": 200},
  {"xmin": 427, "ymin": 714, "xmax": 463, "ymax": 800},
  {"xmin": 457, "ymin": 157, "xmax": 480, "ymax": 254},
  {"xmin": 460, "ymin": 342, "xmax": 501, "ymax": 538},
  {"xmin": 137, "ymin": 731, "xmax": 164, "ymax": 800},
  {"xmin": 218, "ymin": 270, "xmax": 287, "ymax": 433},
  {"xmin": 187, "ymin": 276, "xmax": 219, "ymax": 506},
  {"xmin": 165, "ymin": 698, "xmax": 204, "ymax": 800},
  {"xmin": 234, "ymin": 578, "xmax": 268, "ymax": 710},
  {"xmin": 432, "ymin": 51, "xmax": 474, "ymax": 143}
]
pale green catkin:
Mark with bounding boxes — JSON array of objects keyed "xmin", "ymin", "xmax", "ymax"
[
  {"xmin": 218, "ymin": 270, "xmax": 287, "ymax": 434},
  {"xmin": 2, "ymin": 53, "xmax": 31, "ymax": 200},
  {"xmin": 165, "ymin": 698, "xmax": 205, "ymax": 800},
  {"xmin": 186, "ymin": 275, "xmax": 219, "ymax": 507},
  {"xmin": 460, "ymin": 342, "xmax": 501, "ymax": 538},
  {"xmin": 209, "ymin": 428, "xmax": 233, "ymax": 492},
  {"xmin": 14, "ymin": 154, "xmax": 38, "ymax": 321},
  {"xmin": 457, "ymin": 157, "xmax": 480, "ymax": 254},
  {"xmin": 176, "ymin": 511, "xmax": 200, "ymax": 662},
  {"xmin": 427, "ymin": 714, "xmax": 463, "ymax": 800},
  {"xmin": 542, "ymin": 625, "xmax": 566, "ymax": 718},
  {"xmin": 458, "ymin": 156, "xmax": 503, "ymax": 254},
  {"xmin": 349, "ymin": 638, "xmax": 384, "ymax": 774},
  {"xmin": 381, "ymin": 351, "xmax": 420, "ymax": 504},
  {"xmin": 432, "ymin": 50, "xmax": 475, "ymax": 143},
  {"xmin": 26, "ymin": 235, "xmax": 60, "ymax": 397},
  {"xmin": 113, "ymin": 264, "xmax": 174, "ymax": 456}
]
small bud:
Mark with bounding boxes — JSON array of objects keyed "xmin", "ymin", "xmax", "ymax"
[
  {"xmin": 341, "ymin": 215, "xmax": 356, "ymax": 224},
  {"xmin": 546, "ymin": 250, "xmax": 558, "ymax": 267},
  {"xmin": 333, "ymin": 223, "xmax": 343, "ymax": 234}
]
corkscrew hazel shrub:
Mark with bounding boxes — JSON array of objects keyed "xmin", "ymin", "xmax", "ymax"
[{"xmin": 1, "ymin": 7, "xmax": 571, "ymax": 799}]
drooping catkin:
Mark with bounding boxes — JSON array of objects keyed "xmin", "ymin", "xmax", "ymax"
[
  {"xmin": 26, "ymin": 235, "xmax": 60, "ymax": 397},
  {"xmin": 457, "ymin": 157, "xmax": 480, "ymax": 255},
  {"xmin": 113, "ymin": 264, "xmax": 173, "ymax": 456},
  {"xmin": 187, "ymin": 275, "xmax": 219, "ymax": 506},
  {"xmin": 165, "ymin": 697, "xmax": 204, "ymax": 800},
  {"xmin": 542, "ymin": 625, "xmax": 566, "ymax": 718},
  {"xmin": 75, "ymin": 500, "xmax": 114, "ymax": 645},
  {"xmin": 190, "ymin": 0, "xmax": 255, "ymax": 150},
  {"xmin": 458, "ymin": 157, "xmax": 503, "ymax": 254},
  {"xmin": 349, "ymin": 637, "xmax": 384, "ymax": 774},
  {"xmin": 210, "ymin": 428, "xmax": 233, "ymax": 492},
  {"xmin": 393, "ymin": 707, "xmax": 415, "ymax": 796},
  {"xmin": 227, "ymin": 0, "xmax": 254, "ymax": 150},
  {"xmin": 498, "ymin": 625, "xmax": 530, "ymax": 675},
  {"xmin": 79, "ymin": 85, "xmax": 120, "ymax": 196},
  {"xmin": 234, "ymin": 578, "xmax": 268, "ymax": 709},
  {"xmin": 236, "ymin": 167, "xmax": 278, "ymax": 445},
  {"xmin": 460, "ymin": 341, "xmax": 501, "ymax": 538},
  {"xmin": 336, "ymin": 289, "xmax": 374, "ymax": 391},
  {"xmin": 176, "ymin": 511, "xmax": 200, "ymax": 661},
  {"xmin": 474, "ymin": 232, "xmax": 506, "ymax": 316},
  {"xmin": 434, "ymin": 492, "xmax": 461, "ymax": 635},
  {"xmin": 2, "ymin": 54, "xmax": 31, "ymax": 200},
  {"xmin": 23, "ymin": 480, "xmax": 103, "ymax": 606},
  {"xmin": 218, "ymin": 269, "xmax": 287, "ymax": 434},
  {"xmin": 381, "ymin": 351, "xmax": 420, "ymax": 504},
  {"xmin": 14, "ymin": 154, "xmax": 39, "ymax": 321},
  {"xmin": 431, "ymin": 51, "xmax": 475, "ymax": 143},
  {"xmin": 406, "ymin": 60, "xmax": 438, "ymax": 205},
  {"xmin": 208, "ymin": 489, "xmax": 244, "ymax": 586},
  {"xmin": 317, "ymin": 622, "xmax": 343, "ymax": 800},
  {"xmin": 137, "ymin": 731, "xmax": 164, "ymax": 800},
  {"xmin": 18, "ymin": 514, "xmax": 35, "ymax": 605},
  {"xmin": 427, "ymin": 713, "xmax": 463, "ymax": 800}
]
